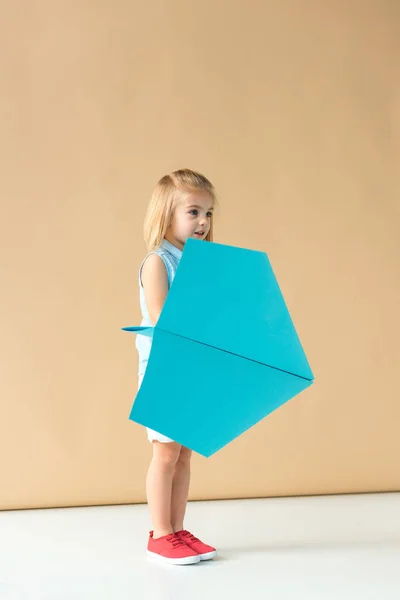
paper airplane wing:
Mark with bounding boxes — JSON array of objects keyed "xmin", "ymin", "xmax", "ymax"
[
  {"xmin": 158, "ymin": 239, "xmax": 314, "ymax": 381},
  {"xmin": 129, "ymin": 328, "xmax": 312, "ymax": 457}
]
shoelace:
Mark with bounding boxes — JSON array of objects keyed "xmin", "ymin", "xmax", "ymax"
[
  {"xmin": 166, "ymin": 534, "xmax": 186, "ymax": 549},
  {"xmin": 180, "ymin": 530, "xmax": 200, "ymax": 543}
]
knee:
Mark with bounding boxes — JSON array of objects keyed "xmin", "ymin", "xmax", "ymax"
[
  {"xmin": 153, "ymin": 443, "xmax": 181, "ymax": 471},
  {"xmin": 176, "ymin": 447, "xmax": 192, "ymax": 468}
]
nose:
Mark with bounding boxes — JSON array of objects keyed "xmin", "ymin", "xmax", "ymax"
[{"xmin": 198, "ymin": 214, "xmax": 207, "ymax": 227}]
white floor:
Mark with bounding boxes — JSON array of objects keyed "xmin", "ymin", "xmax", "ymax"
[{"xmin": 0, "ymin": 493, "xmax": 399, "ymax": 600}]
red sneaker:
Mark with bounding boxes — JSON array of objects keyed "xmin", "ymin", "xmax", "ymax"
[
  {"xmin": 147, "ymin": 531, "xmax": 200, "ymax": 565},
  {"xmin": 175, "ymin": 530, "xmax": 217, "ymax": 561}
]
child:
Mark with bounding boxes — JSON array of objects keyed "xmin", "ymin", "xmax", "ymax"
[{"xmin": 136, "ymin": 169, "xmax": 218, "ymax": 565}]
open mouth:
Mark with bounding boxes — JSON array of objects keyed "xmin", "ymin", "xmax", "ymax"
[{"xmin": 194, "ymin": 231, "xmax": 205, "ymax": 237}]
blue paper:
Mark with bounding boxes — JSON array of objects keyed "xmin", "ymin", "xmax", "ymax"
[{"xmin": 123, "ymin": 239, "xmax": 314, "ymax": 457}]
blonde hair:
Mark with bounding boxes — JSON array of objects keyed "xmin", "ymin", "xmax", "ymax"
[{"xmin": 144, "ymin": 168, "xmax": 217, "ymax": 251}]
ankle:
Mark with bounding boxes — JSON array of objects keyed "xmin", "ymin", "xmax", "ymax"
[
  {"xmin": 153, "ymin": 528, "xmax": 174, "ymax": 539},
  {"xmin": 173, "ymin": 525, "xmax": 184, "ymax": 533}
]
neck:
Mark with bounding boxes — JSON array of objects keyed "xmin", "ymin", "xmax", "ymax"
[{"xmin": 164, "ymin": 233, "xmax": 184, "ymax": 251}]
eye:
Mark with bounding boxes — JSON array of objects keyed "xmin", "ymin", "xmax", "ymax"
[
  {"xmin": 206, "ymin": 211, "xmax": 213, "ymax": 218},
  {"xmin": 189, "ymin": 209, "xmax": 198, "ymax": 216}
]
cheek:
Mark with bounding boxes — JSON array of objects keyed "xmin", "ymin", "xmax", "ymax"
[
  {"xmin": 184, "ymin": 216, "xmax": 196, "ymax": 228},
  {"xmin": 171, "ymin": 211, "xmax": 188, "ymax": 230},
  {"xmin": 174, "ymin": 216, "xmax": 192, "ymax": 233}
]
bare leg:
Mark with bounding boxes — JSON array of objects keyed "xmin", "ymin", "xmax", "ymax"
[
  {"xmin": 171, "ymin": 446, "xmax": 192, "ymax": 532},
  {"xmin": 146, "ymin": 441, "xmax": 181, "ymax": 539}
]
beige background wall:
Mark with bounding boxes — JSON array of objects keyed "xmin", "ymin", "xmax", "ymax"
[{"xmin": 1, "ymin": 1, "xmax": 399, "ymax": 510}]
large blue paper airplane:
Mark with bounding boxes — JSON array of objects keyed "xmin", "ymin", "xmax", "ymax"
[{"xmin": 123, "ymin": 239, "xmax": 314, "ymax": 457}]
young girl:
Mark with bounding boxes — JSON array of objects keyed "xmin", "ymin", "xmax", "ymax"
[{"xmin": 136, "ymin": 169, "xmax": 217, "ymax": 565}]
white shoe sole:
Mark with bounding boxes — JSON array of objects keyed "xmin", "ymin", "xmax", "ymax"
[
  {"xmin": 146, "ymin": 550, "xmax": 201, "ymax": 565},
  {"xmin": 198, "ymin": 550, "xmax": 217, "ymax": 561}
]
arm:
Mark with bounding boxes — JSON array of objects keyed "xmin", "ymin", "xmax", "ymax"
[{"xmin": 141, "ymin": 253, "xmax": 169, "ymax": 326}]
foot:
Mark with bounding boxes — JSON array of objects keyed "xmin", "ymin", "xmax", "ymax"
[
  {"xmin": 175, "ymin": 530, "xmax": 217, "ymax": 560},
  {"xmin": 147, "ymin": 531, "xmax": 200, "ymax": 565}
]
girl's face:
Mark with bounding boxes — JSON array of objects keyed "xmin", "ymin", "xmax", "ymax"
[{"xmin": 166, "ymin": 189, "xmax": 214, "ymax": 250}]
